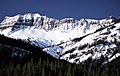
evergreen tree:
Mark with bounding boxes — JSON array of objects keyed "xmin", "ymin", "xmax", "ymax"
[
  {"xmin": 26, "ymin": 59, "xmax": 34, "ymax": 76},
  {"xmin": 41, "ymin": 67, "xmax": 45, "ymax": 76},
  {"xmin": 26, "ymin": 62, "xmax": 32, "ymax": 76},
  {"xmin": 111, "ymin": 66, "xmax": 116, "ymax": 76},
  {"xmin": 117, "ymin": 67, "xmax": 119, "ymax": 76},
  {"xmin": 22, "ymin": 63, "xmax": 27, "ymax": 76},
  {"xmin": 7, "ymin": 63, "xmax": 14, "ymax": 76},
  {"xmin": 87, "ymin": 64, "xmax": 92, "ymax": 76},
  {"xmin": 66, "ymin": 65, "xmax": 72, "ymax": 76},
  {"xmin": 14, "ymin": 64, "xmax": 21, "ymax": 76},
  {"xmin": 72, "ymin": 65, "xmax": 76, "ymax": 76},
  {"xmin": 48, "ymin": 71, "xmax": 51, "ymax": 76},
  {"xmin": 58, "ymin": 70, "xmax": 62, "ymax": 76},
  {"xmin": 37, "ymin": 58, "xmax": 42, "ymax": 75}
]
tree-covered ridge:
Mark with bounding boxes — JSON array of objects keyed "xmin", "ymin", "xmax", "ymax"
[
  {"xmin": 0, "ymin": 57, "xmax": 120, "ymax": 76},
  {"xmin": 0, "ymin": 34, "xmax": 55, "ymax": 64},
  {"xmin": 0, "ymin": 34, "xmax": 120, "ymax": 76}
]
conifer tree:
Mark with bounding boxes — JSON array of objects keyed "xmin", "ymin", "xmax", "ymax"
[
  {"xmin": 14, "ymin": 64, "xmax": 21, "ymax": 76},
  {"xmin": 87, "ymin": 64, "xmax": 92, "ymax": 76},
  {"xmin": 58, "ymin": 70, "xmax": 62, "ymax": 76},
  {"xmin": 117, "ymin": 67, "xmax": 119, "ymax": 76},
  {"xmin": 22, "ymin": 63, "xmax": 27, "ymax": 76},
  {"xmin": 37, "ymin": 58, "xmax": 42, "ymax": 75},
  {"xmin": 41, "ymin": 67, "xmax": 45, "ymax": 76},
  {"xmin": 48, "ymin": 71, "xmax": 51, "ymax": 76},
  {"xmin": 66, "ymin": 65, "xmax": 72, "ymax": 76},
  {"xmin": 7, "ymin": 63, "xmax": 14, "ymax": 76}
]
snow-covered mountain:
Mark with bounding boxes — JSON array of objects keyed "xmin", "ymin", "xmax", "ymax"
[{"xmin": 0, "ymin": 13, "xmax": 120, "ymax": 64}]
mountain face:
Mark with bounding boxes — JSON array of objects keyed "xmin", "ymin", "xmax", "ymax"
[{"xmin": 0, "ymin": 13, "xmax": 120, "ymax": 64}]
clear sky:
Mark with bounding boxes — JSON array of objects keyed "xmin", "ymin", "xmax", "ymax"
[{"xmin": 0, "ymin": 0, "xmax": 120, "ymax": 22}]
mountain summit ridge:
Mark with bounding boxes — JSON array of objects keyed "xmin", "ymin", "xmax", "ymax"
[{"xmin": 0, "ymin": 13, "xmax": 120, "ymax": 64}]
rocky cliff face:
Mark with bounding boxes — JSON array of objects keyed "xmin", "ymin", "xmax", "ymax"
[{"xmin": 0, "ymin": 13, "xmax": 120, "ymax": 64}]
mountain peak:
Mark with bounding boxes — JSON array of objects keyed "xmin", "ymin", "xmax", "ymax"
[{"xmin": 0, "ymin": 13, "xmax": 120, "ymax": 64}]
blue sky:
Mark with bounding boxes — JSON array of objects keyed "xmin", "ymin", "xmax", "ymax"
[{"xmin": 0, "ymin": 0, "xmax": 120, "ymax": 22}]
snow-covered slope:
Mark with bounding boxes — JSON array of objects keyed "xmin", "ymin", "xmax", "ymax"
[{"xmin": 0, "ymin": 13, "xmax": 120, "ymax": 64}]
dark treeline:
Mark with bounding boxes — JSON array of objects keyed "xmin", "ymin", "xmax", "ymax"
[
  {"xmin": 0, "ymin": 34, "xmax": 57, "ymax": 65},
  {"xmin": 0, "ymin": 57, "xmax": 120, "ymax": 76},
  {"xmin": 0, "ymin": 34, "xmax": 120, "ymax": 76}
]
